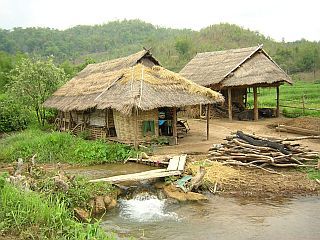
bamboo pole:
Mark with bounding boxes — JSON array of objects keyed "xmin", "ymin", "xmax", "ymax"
[
  {"xmin": 228, "ymin": 88, "xmax": 232, "ymax": 120},
  {"xmin": 134, "ymin": 107, "xmax": 139, "ymax": 150},
  {"xmin": 172, "ymin": 107, "xmax": 178, "ymax": 145},
  {"xmin": 206, "ymin": 104, "xmax": 210, "ymax": 140},
  {"xmin": 253, "ymin": 87, "xmax": 258, "ymax": 121},
  {"xmin": 276, "ymin": 86, "xmax": 280, "ymax": 117}
]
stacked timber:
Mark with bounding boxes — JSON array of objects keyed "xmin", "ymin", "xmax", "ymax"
[{"xmin": 208, "ymin": 131, "xmax": 319, "ymax": 169}]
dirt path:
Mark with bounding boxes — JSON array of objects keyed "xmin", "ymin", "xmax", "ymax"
[{"xmin": 154, "ymin": 117, "xmax": 320, "ymax": 155}]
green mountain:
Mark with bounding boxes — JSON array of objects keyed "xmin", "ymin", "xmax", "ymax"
[{"xmin": 0, "ymin": 19, "xmax": 319, "ymax": 74}]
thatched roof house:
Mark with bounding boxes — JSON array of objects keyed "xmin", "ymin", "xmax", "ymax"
[
  {"xmin": 44, "ymin": 50, "xmax": 223, "ymax": 144},
  {"xmin": 180, "ymin": 45, "xmax": 292, "ymax": 120}
]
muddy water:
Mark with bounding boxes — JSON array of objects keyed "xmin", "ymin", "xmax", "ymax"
[{"xmin": 103, "ymin": 195, "xmax": 320, "ymax": 240}]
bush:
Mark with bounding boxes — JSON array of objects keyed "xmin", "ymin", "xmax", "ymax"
[{"xmin": 0, "ymin": 95, "xmax": 29, "ymax": 132}]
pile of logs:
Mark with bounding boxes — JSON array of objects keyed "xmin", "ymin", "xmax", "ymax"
[{"xmin": 208, "ymin": 131, "xmax": 319, "ymax": 171}]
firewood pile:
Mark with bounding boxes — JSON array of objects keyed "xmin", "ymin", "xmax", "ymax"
[{"xmin": 208, "ymin": 131, "xmax": 319, "ymax": 171}]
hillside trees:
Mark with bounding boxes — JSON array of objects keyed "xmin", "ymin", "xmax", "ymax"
[{"xmin": 0, "ymin": 20, "xmax": 319, "ymax": 75}]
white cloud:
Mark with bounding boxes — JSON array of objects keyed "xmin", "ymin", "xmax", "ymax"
[{"xmin": 0, "ymin": 0, "xmax": 319, "ymax": 41}]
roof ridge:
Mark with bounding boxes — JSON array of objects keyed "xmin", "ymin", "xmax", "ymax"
[{"xmin": 220, "ymin": 44, "xmax": 263, "ymax": 83}]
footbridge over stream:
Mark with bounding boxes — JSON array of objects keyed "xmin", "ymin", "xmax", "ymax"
[{"xmin": 89, "ymin": 154, "xmax": 187, "ymax": 184}]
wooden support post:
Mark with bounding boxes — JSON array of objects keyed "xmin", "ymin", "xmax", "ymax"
[
  {"xmin": 253, "ymin": 87, "xmax": 258, "ymax": 121},
  {"xmin": 134, "ymin": 108, "xmax": 139, "ymax": 150},
  {"xmin": 172, "ymin": 107, "xmax": 178, "ymax": 145},
  {"xmin": 244, "ymin": 88, "xmax": 248, "ymax": 108},
  {"xmin": 228, "ymin": 88, "xmax": 232, "ymax": 120},
  {"xmin": 276, "ymin": 86, "xmax": 280, "ymax": 117},
  {"xmin": 206, "ymin": 104, "xmax": 210, "ymax": 140},
  {"xmin": 199, "ymin": 104, "xmax": 202, "ymax": 118}
]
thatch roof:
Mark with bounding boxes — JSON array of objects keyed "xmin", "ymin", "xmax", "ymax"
[
  {"xmin": 44, "ymin": 51, "xmax": 224, "ymax": 115},
  {"xmin": 179, "ymin": 45, "xmax": 292, "ymax": 89}
]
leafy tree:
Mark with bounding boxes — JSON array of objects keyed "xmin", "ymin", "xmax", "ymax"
[
  {"xmin": 8, "ymin": 58, "xmax": 66, "ymax": 126},
  {"xmin": 175, "ymin": 38, "xmax": 192, "ymax": 57}
]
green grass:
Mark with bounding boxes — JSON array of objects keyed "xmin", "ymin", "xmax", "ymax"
[
  {"xmin": 247, "ymin": 81, "xmax": 320, "ymax": 117},
  {"xmin": 0, "ymin": 175, "xmax": 114, "ymax": 239},
  {"xmin": 306, "ymin": 168, "xmax": 320, "ymax": 180},
  {"xmin": 0, "ymin": 128, "xmax": 138, "ymax": 164}
]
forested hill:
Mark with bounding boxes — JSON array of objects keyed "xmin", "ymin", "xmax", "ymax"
[{"xmin": 1, "ymin": 19, "xmax": 320, "ymax": 74}]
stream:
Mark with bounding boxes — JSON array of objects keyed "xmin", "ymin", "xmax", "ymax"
[{"xmin": 68, "ymin": 164, "xmax": 320, "ymax": 240}]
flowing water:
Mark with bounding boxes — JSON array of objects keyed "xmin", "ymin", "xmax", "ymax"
[
  {"xmin": 68, "ymin": 163, "xmax": 320, "ymax": 240},
  {"xmin": 103, "ymin": 194, "xmax": 320, "ymax": 240}
]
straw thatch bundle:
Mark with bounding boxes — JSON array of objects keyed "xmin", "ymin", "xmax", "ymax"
[
  {"xmin": 44, "ymin": 51, "xmax": 224, "ymax": 115},
  {"xmin": 180, "ymin": 45, "xmax": 292, "ymax": 89}
]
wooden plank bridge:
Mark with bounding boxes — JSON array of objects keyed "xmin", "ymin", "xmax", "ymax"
[{"xmin": 89, "ymin": 154, "xmax": 187, "ymax": 184}]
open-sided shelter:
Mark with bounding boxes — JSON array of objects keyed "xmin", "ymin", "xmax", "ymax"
[
  {"xmin": 44, "ymin": 50, "xmax": 224, "ymax": 145},
  {"xmin": 180, "ymin": 45, "xmax": 292, "ymax": 120}
]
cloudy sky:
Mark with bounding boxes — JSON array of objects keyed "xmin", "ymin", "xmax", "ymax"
[{"xmin": 0, "ymin": 0, "xmax": 319, "ymax": 42}]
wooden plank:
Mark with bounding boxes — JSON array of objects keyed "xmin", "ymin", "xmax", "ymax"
[
  {"xmin": 89, "ymin": 169, "xmax": 181, "ymax": 183},
  {"xmin": 178, "ymin": 154, "xmax": 187, "ymax": 171},
  {"xmin": 277, "ymin": 125, "xmax": 320, "ymax": 136},
  {"xmin": 167, "ymin": 156, "xmax": 180, "ymax": 171}
]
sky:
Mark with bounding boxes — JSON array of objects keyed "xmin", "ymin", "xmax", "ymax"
[{"xmin": 0, "ymin": 0, "xmax": 319, "ymax": 42}]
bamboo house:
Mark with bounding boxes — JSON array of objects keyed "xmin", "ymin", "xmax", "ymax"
[
  {"xmin": 180, "ymin": 45, "xmax": 292, "ymax": 120},
  {"xmin": 44, "ymin": 50, "xmax": 224, "ymax": 145}
]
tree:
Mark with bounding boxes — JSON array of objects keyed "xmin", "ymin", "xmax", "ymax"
[
  {"xmin": 9, "ymin": 58, "xmax": 66, "ymax": 126},
  {"xmin": 175, "ymin": 38, "xmax": 193, "ymax": 57}
]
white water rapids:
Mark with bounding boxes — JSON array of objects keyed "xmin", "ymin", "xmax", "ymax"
[{"xmin": 118, "ymin": 192, "xmax": 179, "ymax": 222}]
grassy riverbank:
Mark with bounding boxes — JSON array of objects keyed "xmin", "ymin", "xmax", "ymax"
[
  {"xmin": 0, "ymin": 174, "xmax": 114, "ymax": 239},
  {"xmin": 0, "ymin": 127, "xmax": 138, "ymax": 164}
]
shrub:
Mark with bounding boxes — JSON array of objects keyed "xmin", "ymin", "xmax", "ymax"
[{"xmin": 0, "ymin": 95, "xmax": 29, "ymax": 132}]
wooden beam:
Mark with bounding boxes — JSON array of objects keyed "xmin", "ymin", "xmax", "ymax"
[
  {"xmin": 89, "ymin": 169, "xmax": 182, "ymax": 184},
  {"xmin": 276, "ymin": 86, "xmax": 280, "ymax": 117},
  {"xmin": 228, "ymin": 88, "xmax": 232, "ymax": 120},
  {"xmin": 206, "ymin": 104, "xmax": 210, "ymax": 140},
  {"xmin": 253, "ymin": 87, "xmax": 258, "ymax": 121},
  {"xmin": 172, "ymin": 107, "xmax": 178, "ymax": 145}
]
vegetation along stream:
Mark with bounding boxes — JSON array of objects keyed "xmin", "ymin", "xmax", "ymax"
[{"xmin": 68, "ymin": 163, "xmax": 320, "ymax": 240}]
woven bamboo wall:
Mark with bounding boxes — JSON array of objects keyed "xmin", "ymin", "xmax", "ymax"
[
  {"xmin": 87, "ymin": 125, "xmax": 106, "ymax": 140},
  {"xmin": 178, "ymin": 105, "xmax": 201, "ymax": 119},
  {"xmin": 90, "ymin": 110, "xmax": 106, "ymax": 126},
  {"xmin": 113, "ymin": 109, "xmax": 159, "ymax": 142}
]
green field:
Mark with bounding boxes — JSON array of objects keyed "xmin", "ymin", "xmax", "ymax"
[{"xmin": 247, "ymin": 81, "xmax": 320, "ymax": 117}]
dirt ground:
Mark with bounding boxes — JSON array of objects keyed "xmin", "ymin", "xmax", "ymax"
[
  {"xmin": 156, "ymin": 117, "xmax": 320, "ymax": 198},
  {"xmin": 154, "ymin": 117, "xmax": 320, "ymax": 155}
]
